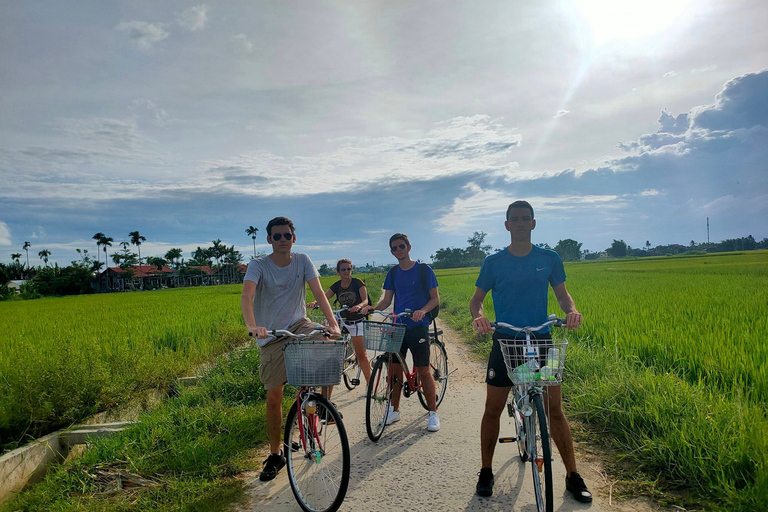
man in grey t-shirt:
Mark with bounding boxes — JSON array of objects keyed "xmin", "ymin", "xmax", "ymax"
[{"xmin": 241, "ymin": 216, "xmax": 339, "ymax": 482}]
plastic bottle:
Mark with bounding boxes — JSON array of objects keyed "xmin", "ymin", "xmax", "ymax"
[
  {"xmin": 510, "ymin": 358, "xmax": 539, "ymax": 384},
  {"xmin": 539, "ymin": 348, "xmax": 560, "ymax": 381}
]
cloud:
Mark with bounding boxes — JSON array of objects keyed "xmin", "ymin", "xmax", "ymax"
[
  {"xmin": 690, "ymin": 68, "xmax": 768, "ymax": 132},
  {"xmin": 553, "ymin": 110, "xmax": 570, "ymax": 119},
  {"xmin": 691, "ymin": 65, "xmax": 716, "ymax": 75},
  {"xmin": 0, "ymin": 221, "xmax": 11, "ymax": 246},
  {"xmin": 663, "ymin": 70, "xmax": 678, "ymax": 78},
  {"xmin": 232, "ymin": 34, "xmax": 253, "ymax": 53},
  {"xmin": 177, "ymin": 5, "xmax": 209, "ymax": 31},
  {"xmin": 117, "ymin": 21, "xmax": 169, "ymax": 50},
  {"xmin": 131, "ymin": 98, "xmax": 171, "ymax": 127}
]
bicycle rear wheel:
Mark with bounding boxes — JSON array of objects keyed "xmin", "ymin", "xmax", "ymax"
[
  {"xmin": 417, "ymin": 340, "xmax": 448, "ymax": 410},
  {"xmin": 341, "ymin": 339, "xmax": 357, "ymax": 390},
  {"xmin": 284, "ymin": 395, "xmax": 350, "ymax": 512},
  {"xmin": 366, "ymin": 356, "xmax": 392, "ymax": 441},
  {"xmin": 530, "ymin": 393, "xmax": 553, "ymax": 512}
]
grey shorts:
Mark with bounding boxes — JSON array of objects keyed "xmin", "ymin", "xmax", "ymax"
[{"xmin": 259, "ymin": 317, "xmax": 317, "ymax": 390}]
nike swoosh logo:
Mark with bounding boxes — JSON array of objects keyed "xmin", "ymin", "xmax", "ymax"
[
  {"xmin": 536, "ymin": 267, "xmax": 546, "ymax": 271},
  {"xmin": 418, "ymin": 338, "xmax": 427, "ymax": 343}
]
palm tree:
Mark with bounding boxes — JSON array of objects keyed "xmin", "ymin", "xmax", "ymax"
[
  {"xmin": 210, "ymin": 239, "xmax": 226, "ymax": 267},
  {"xmin": 38, "ymin": 249, "xmax": 51, "ymax": 266},
  {"xmin": 99, "ymin": 236, "xmax": 114, "ymax": 271},
  {"xmin": 129, "ymin": 231, "xmax": 147, "ymax": 289},
  {"xmin": 93, "ymin": 232, "xmax": 105, "ymax": 269},
  {"xmin": 164, "ymin": 248, "xmax": 183, "ymax": 268},
  {"xmin": 11, "ymin": 253, "xmax": 21, "ymax": 263},
  {"xmin": 246, "ymin": 225, "xmax": 259, "ymax": 258},
  {"xmin": 22, "ymin": 241, "xmax": 31, "ymax": 269}
]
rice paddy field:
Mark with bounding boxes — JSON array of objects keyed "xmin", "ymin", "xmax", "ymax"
[
  {"xmin": 435, "ymin": 250, "xmax": 768, "ymax": 511},
  {"xmin": 1, "ymin": 253, "xmax": 766, "ymax": 510}
]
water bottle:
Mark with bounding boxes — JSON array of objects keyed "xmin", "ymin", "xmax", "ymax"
[{"xmin": 539, "ymin": 348, "xmax": 560, "ymax": 381}]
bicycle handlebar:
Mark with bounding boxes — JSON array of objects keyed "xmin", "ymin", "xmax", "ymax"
[{"xmin": 490, "ymin": 314, "xmax": 566, "ymax": 333}]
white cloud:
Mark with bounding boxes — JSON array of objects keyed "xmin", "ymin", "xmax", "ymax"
[
  {"xmin": 640, "ymin": 189, "xmax": 661, "ymax": 196},
  {"xmin": 691, "ymin": 65, "xmax": 716, "ymax": 74},
  {"xmin": 0, "ymin": 221, "xmax": 11, "ymax": 246},
  {"xmin": 663, "ymin": 70, "xmax": 678, "ymax": 78},
  {"xmin": 232, "ymin": 34, "xmax": 253, "ymax": 53},
  {"xmin": 177, "ymin": 5, "xmax": 209, "ymax": 31},
  {"xmin": 553, "ymin": 110, "xmax": 570, "ymax": 118},
  {"xmin": 117, "ymin": 21, "xmax": 169, "ymax": 50},
  {"xmin": 131, "ymin": 98, "xmax": 171, "ymax": 127}
]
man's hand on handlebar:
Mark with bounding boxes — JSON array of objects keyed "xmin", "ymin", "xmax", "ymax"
[
  {"xmin": 564, "ymin": 311, "xmax": 582, "ymax": 330},
  {"xmin": 306, "ymin": 301, "xmax": 318, "ymax": 309},
  {"xmin": 472, "ymin": 316, "xmax": 494, "ymax": 335},
  {"xmin": 412, "ymin": 309, "xmax": 427, "ymax": 322},
  {"xmin": 249, "ymin": 326, "xmax": 270, "ymax": 339}
]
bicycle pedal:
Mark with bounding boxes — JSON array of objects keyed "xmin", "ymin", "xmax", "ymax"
[
  {"xmin": 351, "ymin": 379, "xmax": 360, "ymax": 386},
  {"xmin": 498, "ymin": 437, "xmax": 517, "ymax": 443}
]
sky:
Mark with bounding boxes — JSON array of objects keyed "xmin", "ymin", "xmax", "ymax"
[{"xmin": 1, "ymin": 0, "xmax": 767, "ymax": 269}]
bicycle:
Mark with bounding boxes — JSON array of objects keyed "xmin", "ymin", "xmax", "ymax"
[
  {"xmin": 363, "ymin": 309, "xmax": 449, "ymax": 442},
  {"xmin": 493, "ymin": 314, "xmax": 568, "ymax": 512},
  {"xmin": 271, "ymin": 328, "xmax": 351, "ymax": 512},
  {"xmin": 308, "ymin": 305, "xmax": 365, "ymax": 390}
]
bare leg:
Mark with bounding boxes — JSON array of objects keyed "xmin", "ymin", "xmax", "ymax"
[
  {"xmin": 351, "ymin": 336, "xmax": 371, "ymax": 383},
  {"xmin": 416, "ymin": 365, "xmax": 437, "ymax": 411},
  {"xmin": 266, "ymin": 386, "xmax": 284, "ymax": 454},
  {"xmin": 390, "ymin": 360, "xmax": 404, "ymax": 411},
  {"xmin": 481, "ymin": 384, "xmax": 511, "ymax": 468},
  {"xmin": 545, "ymin": 386, "xmax": 577, "ymax": 475}
]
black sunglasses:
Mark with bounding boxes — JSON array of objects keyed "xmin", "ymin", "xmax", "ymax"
[
  {"xmin": 339, "ymin": 267, "xmax": 352, "ymax": 272},
  {"xmin": 390, "ymin": 243, "xmax": 407, "ymax": 251},
  {"xmin": 271, "ymin": 232, "xmax": 293, "ymax": 241}
]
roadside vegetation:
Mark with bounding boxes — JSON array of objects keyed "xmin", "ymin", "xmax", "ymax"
[{"xmin": 436, "ymin": 251, "xmax": 768, "ymax": 511}]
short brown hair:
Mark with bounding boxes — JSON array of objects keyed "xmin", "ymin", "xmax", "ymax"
[
  {"xmin": 506, "ymin": 201, "xmax": 534, "ymax": 220},
  {"xmin": 389, "ymin": 233, "xmax": 410, "ymax": 247},
  {"xmin": 336, "ymin": 258, "xmax": 352, "ymax": 272},
  {"xmin": 266, "ymin": 217, "xmax": 295, "ymax": 236}
]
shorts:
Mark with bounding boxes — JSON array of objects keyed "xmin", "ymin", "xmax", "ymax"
[
  {"xmin": 486, "ymin": 330, "xmax": 552, "ymax": 387},
  {"xmin": 341, "ymin": 319, "xmax": 364, "ymax": 337},
  {"xmin": 396, "ymin": 325, "xmax": 430, "ymax": 368},
  {"xmin": 259, "ymin": 317, "xmax": 317, "ymax": 390}
]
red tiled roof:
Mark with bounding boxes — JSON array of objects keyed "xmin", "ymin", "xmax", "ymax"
[{"xmin": 106, "ymin": 265, "xmax": 174, "ymax": 277}]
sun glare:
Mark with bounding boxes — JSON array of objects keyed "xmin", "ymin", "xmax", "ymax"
[{"xmin": 575, "ymin": 0, "xmax": 691, "ymax": 45}]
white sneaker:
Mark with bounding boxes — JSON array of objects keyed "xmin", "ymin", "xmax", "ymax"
[
  {"xmin": 385, "ymin": 406, "xmax": 401, "ymax": 425},
  {"xmin": 427, "ymin": 411, "xmax": 440, "ymax": 432}
]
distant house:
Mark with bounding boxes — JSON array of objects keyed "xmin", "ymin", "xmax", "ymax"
[
  {"xmin": 7, "ymin": 280, "xmax": 26, "ymax": 293},
  {"xmin": 97, "ymin": 264, "xmax": 246, "ymax": 292}
]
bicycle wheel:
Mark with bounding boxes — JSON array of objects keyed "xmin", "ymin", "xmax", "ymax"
[
  {"xmin": 366, "ymin": 356, "xmax": 392, "ymax": 441},
  {"xmin": 511, "ymin": 389, "xmax": 529, "ymax": 462},
  {"xmin": 530, "ymin": 393, "xmax": 553, "ymax": 512},
  {"xmin": 417, "ymin": 340, "xmax": 448, "ymax": 410},
  {"xmin": 284, "ymin": 395, "xmax": 350, "ymax": 512}
]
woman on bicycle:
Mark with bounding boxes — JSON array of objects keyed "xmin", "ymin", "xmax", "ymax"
[{"xmin": 308, "ymin": 259, "xmax": 372, "ymax": 384}]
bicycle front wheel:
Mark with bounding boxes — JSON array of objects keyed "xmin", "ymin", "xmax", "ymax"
[
  {"xmin": 512, "ymin": 389, "xmax": 529, "ymax": 462},
  {"xmin": 284, "ymin": 395, "xmax": 350, "ymax": 512},
  {"xmin": 530, "ymin": 393, "xmax": 553, "ymax": 512},
  {"xmin": 366, "ymin": 356, "xmax": 392, "ymax": 441},
  {"xmin": 342, "ymin": 339, "xmax": 357, "ymax": 390},
  {"xmin": 417, "ymin": 340, "xmax": 448, "ymax": 410}
]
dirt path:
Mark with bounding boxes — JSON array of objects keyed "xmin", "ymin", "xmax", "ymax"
[{"xmin": 233, "ymin": 321, "xmax": 659, "ymax": 512}]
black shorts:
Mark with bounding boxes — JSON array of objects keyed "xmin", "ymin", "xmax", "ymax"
[
  {"xmin": 396, "ymin": 325, "xmax": 430, "ymax": 368},
  {"xmin": 486, "ymin": 331, "xmax": 552, "ymax": 387}
]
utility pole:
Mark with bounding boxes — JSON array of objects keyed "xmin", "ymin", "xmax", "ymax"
[{"xmin": 707, "ymin": 217, "xmax": 710, "ymax": 245}]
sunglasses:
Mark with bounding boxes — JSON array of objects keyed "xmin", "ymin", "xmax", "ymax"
[
  {"xmin": 271, "ymin": 232, "xmax": 293, "ymax": 241},
  {"xmin": 339, "ymin": 267, "xmax": 352, "ymax": 272},
  {"xmin": 390, "ymin": 243, "xmax": 407, "ymax": 251}
]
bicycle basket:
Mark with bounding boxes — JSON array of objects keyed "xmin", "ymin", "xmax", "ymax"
[
  {"xmin": 362, "ymin": 320, "xmax": 407, "ymax": 352},
  {"xmin": 283, "ymin": 340, "xmax": 346, "ymax": 386},
  {"xmin": 498, "ymin": 338, "xmax": 568, "ymax": 386}
]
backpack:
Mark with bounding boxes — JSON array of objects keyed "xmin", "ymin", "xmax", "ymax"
[{"xmin": 389, "ymin": 262, "xmax": 439, "ymax": 320}]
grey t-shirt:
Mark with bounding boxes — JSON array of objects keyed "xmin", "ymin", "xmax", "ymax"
[{"xmin": 244, "ymin": 252, "xmax": 320, "ymax": 347}]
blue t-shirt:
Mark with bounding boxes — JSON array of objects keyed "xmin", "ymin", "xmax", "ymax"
[
  {"xmin": 383, "ymin": 262, "xmax": 439, "ymax": 328},
  {"xmin": 475, "ymin": 246, "xmax": 566, "ymax": 335}
]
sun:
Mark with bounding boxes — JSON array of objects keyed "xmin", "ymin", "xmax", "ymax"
[{"xmin": 575, "ymin": 0, "xmax": 692, "ymax": 45}]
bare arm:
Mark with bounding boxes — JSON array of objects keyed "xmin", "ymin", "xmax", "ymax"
[
  {"xmin": 241, "ymin": 280, "xmax": 269, "ymax": 339},
  {"xmin": 307, "ymin": 277, "xmax": 340, "ymax": 335},
  {"xmin": 365, "ymin": 288, "xmax": 393, "ymax": 313},
  {"xmin": 469, "ymin": 286, "xmax": 493, "ymax": 334},
  {"xmin": 551, "ymin": 282, "xmax": 582, "ymax": 329},
  {"xmin": 412, "ymin": 287, "xmax": 439, "ymax": 322},
  {"xmin": 349, "ymin": 285, "xmax": 369, "ymax": 313},
  {"xmin": 307, "ymin": 286, "xmax": 335, "ymax": 308}
]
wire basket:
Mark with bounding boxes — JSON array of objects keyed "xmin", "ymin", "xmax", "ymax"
[
  {"xmin": 498, "ymin": 338, "xmax": 568, "ymax": 386},
  {"xmin": 362, "ymin": 320, "xmax": 407, "ymax": 352},
  {"xmin": 283, "ymin": 340, "xmax": 346, "ymax": 386}
]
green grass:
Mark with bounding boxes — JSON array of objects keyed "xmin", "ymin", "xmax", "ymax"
[
  {"xmin": 433, "ymin": 250, "xmax": 768, "ymax": 511},
  {"xmin": 2, "ymin": 349, "xmax": 275, "ymax": 512}
]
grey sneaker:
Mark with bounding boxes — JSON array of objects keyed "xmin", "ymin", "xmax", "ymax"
[
  {"xmin": 427, "ymin": 411, "xmax": 440, "ymax": 432},
  {"xmin": 385, "ymin": 406, "xmax": 401, "ymax": 425}
]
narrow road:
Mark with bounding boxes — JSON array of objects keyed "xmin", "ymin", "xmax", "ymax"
[{"xmin": 234, "ymin": 321, "xmax": 658, "ymax": 511}]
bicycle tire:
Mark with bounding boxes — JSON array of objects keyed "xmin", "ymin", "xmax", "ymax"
[
  {"xmin": 284, "ymin": 395, "xmax": 350, "ymax": 512},
  {"xmin": 512, "ymin": 389, "xmax": 529, "ymax": 462},
  {"xmin": 342, "ymin": 360, "xmax": 358, "ymax": 390},
  {"xmin": 530, "ymin": 393, "xmax": 553, "ymax": 512},
  {"xmin": 365, "ymin": 356, "xmax": 392, "ymax": 442},
  {"xmin": 417, "ymin": 340, "xmax": 448, "ymax": 410}
]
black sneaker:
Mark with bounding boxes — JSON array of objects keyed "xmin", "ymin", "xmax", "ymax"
[
  {"xmin": 476, "ymin": 468, "xmax": 494, "ymax": 497},
  {"xmin": 259, "ymin": 451, "xmax": 286, "ymax": 481},
  {"xmin": 565, "ymin": 471, "xmax": 593, "ymax": 503}
]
